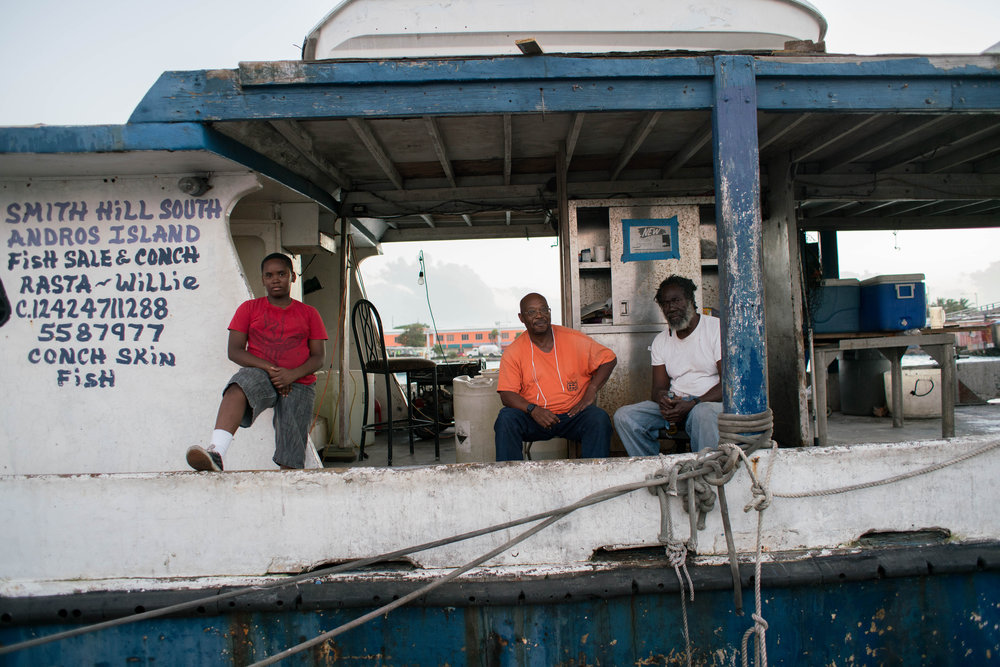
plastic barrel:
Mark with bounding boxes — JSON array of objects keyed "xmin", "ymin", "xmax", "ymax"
[
  {"xmin": 453, "ymin": 373, "xmax": 502, "ymax": 462},
  {"xmin": 838, "ymin": 349, "xmax": 890, "ymax": 416},
  {"xmin": 883, "ymin": 368, "xmax": 942, "ymax": 418}
]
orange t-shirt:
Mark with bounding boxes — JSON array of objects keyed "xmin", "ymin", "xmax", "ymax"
[{"xmin": 497, "ymin": 325, "xmax": 616, "ymax": 414}]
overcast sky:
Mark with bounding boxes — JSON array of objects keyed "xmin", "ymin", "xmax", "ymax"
[{"xmin": 1, "ymin": 0, "xmax": 998, "ymax": 327}]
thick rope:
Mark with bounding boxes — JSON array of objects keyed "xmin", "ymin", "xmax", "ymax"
[
  {"xmin": 717, "ymin": 410, "xmax": 777, "ymax": 667},
  {"xmin": 644, "ymin": 409, "xmax": 777, "ymax": 667},
  {"xmin": 727, "ymin": 440, "xmax": 777, "ymax": 667},
  {"xmin": 653, "ymin": 475, "xmax": 694, "ymax": 667},
  {"xmin": 774, "ymin": 438, "xmax": 1000, "ymax": 498},
  {"xmin": 716, "ymin": 484, "xmax": 743, "ymax": 614}
]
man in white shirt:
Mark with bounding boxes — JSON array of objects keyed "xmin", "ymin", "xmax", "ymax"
[{"xmin": 614, "ymin": 275, "xmax": 723, "ymax": 454}]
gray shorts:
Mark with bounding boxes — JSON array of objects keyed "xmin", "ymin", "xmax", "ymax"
[{"xmin": 226, "ymin": 367, "xmax": 315, "ymax": 469}]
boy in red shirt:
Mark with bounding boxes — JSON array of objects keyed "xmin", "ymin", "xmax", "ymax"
[{"xmin": 186, "ymin": 253, "xmax": 327, "ymax": 471}]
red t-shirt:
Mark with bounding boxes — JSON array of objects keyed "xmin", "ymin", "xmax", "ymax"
[
  {"xmin": 497, "ymin": 325, "xmax": 616, "ymax": 414},
  {"xmin": 228, "ymin": 297, "xmax": 328, "ymax": 385}
]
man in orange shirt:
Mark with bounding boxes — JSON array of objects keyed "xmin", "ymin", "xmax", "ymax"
[{"xmin": 494, "ymin": 293, "xmax": 617, "ymax": 461}]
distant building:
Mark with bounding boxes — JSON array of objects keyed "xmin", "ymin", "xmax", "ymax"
[{"xmin": 384, "ymin": 327, "xmax": 521, "ymax": 355}]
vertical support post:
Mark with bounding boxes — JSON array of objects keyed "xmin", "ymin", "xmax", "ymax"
[
  {"xmin": 336, "ymin": 214, "xmax": 352, "ymax": 452},
  {"xmin": 819, "ymin": 230, "xmax": 840, "ymax": 279},
  {"xmin": 712, "ymin": 55, "xmax": 768, "ymax": 416},
  {"xmin": 939, "ymin": 341, "xmax": 956, "ymax": 438},
  {"xmin": 556, "ymin": 141, "xmax": 572, "ymax": 326},
  {"xmin": 765, "ymin": 153, "xmax": 810, "ymax": 445}
]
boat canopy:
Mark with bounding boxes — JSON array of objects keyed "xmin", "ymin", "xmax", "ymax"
[{"xmin": 303, "ymin": 0, "xmax": 828, "ymax": 59}]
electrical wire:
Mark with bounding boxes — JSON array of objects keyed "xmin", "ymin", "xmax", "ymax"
[{"xmin": 418, "ymin": 250, "xmax": 441, "ymax": 358}]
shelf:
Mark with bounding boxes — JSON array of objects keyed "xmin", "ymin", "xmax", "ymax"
[
  {"xmin": 700, "ymin": 258, "xmax": 718, "ymax": 267},
  {"xmin": 581, "ymin": 323, "xmax": 663, "ymax": 334},
  {"xmin": 579, "ymin": 261, "xmax": 611, "ymax": 270}
]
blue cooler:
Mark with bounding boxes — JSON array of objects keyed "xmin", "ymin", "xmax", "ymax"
[
  {"xmin": 811, "ymin": 278, "xmax": 860, "ymax": 333},
  {"xmin": 860, "ymin": 274, "xmax": 926, "ymax": 331}
]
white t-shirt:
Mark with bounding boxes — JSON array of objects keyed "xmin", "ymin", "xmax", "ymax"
[{"xmin": 650, "ymin": 314, "xmax": 722, "ymax": 398}]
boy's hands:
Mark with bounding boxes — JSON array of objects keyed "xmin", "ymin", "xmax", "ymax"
[{"xmin": 267, "ymin": 366, "xmax": 297, "ymax": 396}]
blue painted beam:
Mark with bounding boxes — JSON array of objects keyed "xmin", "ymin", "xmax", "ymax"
[
  {"xmin": 712, "ymin": 55, "xmax": 768, "ymax": 417},
  {"xmin": 127, "ymin": 55, "xmax": 1000, "ymax": 123},
  {"xmin": 0, "ymin": 123, "xmax": 222, "ymax": 154},
  {"xmin": 129, "ymin": 72, "xmax": 715, "ymax": 123},
  {"xmin": 237, "ymin": 56, "xmax": 717, "ymax": 87},
  {"xmin": 0, "ymin": 123, "xmax": 341, "ymax": 218}
]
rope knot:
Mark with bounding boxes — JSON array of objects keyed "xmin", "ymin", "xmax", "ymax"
[
  {"xmin": 665, "ymin": 539, "xmax": 687, "ymax": 569},
  {"xmin": 744, "ymin": 478, "xmax": 772, "ymax": 512}
]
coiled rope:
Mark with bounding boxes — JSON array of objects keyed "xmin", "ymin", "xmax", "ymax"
[{"xmin": 645, "ymin": 409, "xmax": 777, "ymax": 667}]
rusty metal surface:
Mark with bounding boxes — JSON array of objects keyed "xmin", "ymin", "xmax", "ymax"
[{"xmin": 2, "ymin": 564, "xmax": 997, "ymax": 665}]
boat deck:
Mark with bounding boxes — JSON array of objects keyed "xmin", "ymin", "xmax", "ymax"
[{"xmin": 323, "ymin": 401, "xmax": 1000, "ymax": 469}]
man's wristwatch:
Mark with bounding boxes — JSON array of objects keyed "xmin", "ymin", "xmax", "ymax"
[{"xmin": 526, "ymin": 404, "xmax": 537, "ymax": 414}]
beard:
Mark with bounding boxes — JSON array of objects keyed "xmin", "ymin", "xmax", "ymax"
[{"xmin": 667, "ymin": 301, "xmax": 697, "ymax": 332}]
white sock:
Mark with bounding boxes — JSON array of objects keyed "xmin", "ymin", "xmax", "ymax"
[{"xmin": 210, "ymin": 429, "xmax": 234, "ymax": 457}]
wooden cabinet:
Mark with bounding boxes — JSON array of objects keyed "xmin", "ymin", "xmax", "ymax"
[
  {"xmin": 567, "ymin": 198, "xmax": 713, "ymax": 331},
  {"xmin": 564, "ymin": 197, "xmax": 717, "ymax": 435}
]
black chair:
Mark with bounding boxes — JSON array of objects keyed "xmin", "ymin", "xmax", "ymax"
[{"xmin": 351, "ymin": 299, "xmax": 441, "ymax": 466}]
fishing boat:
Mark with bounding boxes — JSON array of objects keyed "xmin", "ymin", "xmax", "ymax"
[{"xmin": 2, "ymin": 1, "xmax": 1000, "ymax": 663}]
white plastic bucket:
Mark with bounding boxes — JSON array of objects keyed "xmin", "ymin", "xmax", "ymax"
[
  {"xmin": 453, "ymin": 374, "xmax": 503, "ymax": 462},
  {"xmin": 928, "ymin": 306, "xmax": 946, "ymax": 329},
  {"xmin": 883, "ymin": 368, "xmax": 941, "ymax": 418}
]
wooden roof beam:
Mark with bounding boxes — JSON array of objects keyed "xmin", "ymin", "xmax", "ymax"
[
  {"xmin": 423, "ymin": 116, "xmax": 457, "ymax": 187},
  {"xmin": 924, "ymin": 132, "xmax": 1000, "ymax": 173},
  {"xmin": 347, "ymin": 118, "xmax": 404, "ymax": 190},
  {"xmin": 662, "ymin": 119, "xmax": 712, "ymax": 178},
  {"xmin": 268, "ymin": 120, "xmax": 353, "ymax": 190},
  {"xmin": 818, "ymin": 116, "xmax": 952, "ymax": 173},
  {"xmin": 799, "ymin": 173, "xmax": 1000, "ymax": 200},
  {"xmin": 881, "ymin": 200, "xmax": 939, "ymax": 216},
  {"xmin": 564, "ymin": 113, "xmax": 585, "ymax": 167},
  {"xmin": 790, "ymin": 115, "xmax": 880, "ymax": 163},
  {"xmin": 872, "ymin": 117, "xmax": 998, "ymax": 172},
  {"xmin": 847, "ymin": 200, "xmax": 899, "ymax": 216},
  {"xmin": 922, "ymin": 200, "xmax": 988, "ymax": 215},
  {"xmin": 503, "ymin": 114, "xmax": 512, "ymax": 186},
  {"xmin": 610, "ymin": 111, "xmax": 662, "ymax": 181},
  {"xmin": 800, "ymin": 215, "xmax": 1000, "ymax": 231},
  {"xmin": 758, "ymin": 113, "xmax": 812, "ymax": 151},
  {"xmin": 800, "ymin": 201, "xmax": 856, "ymax": 217},
  {"xmin": 962, "ymin": 200, "xmax": 1000, "ymax": 214}
]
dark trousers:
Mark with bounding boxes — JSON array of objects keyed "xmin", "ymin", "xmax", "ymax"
[{"xmin": 494, "ymin": 405, "xmax": 612, "ymax": 461}]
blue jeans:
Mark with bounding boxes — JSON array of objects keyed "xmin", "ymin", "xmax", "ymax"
[
  {"xmin": 613, "ymin": 400, "xmax": 723, "ymax": 456},
  {"xmin": 494, "ymin": 405, "xmax": 612, "ymax": 461}
]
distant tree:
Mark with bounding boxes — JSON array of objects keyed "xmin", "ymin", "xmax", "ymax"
[
  {"xmin": 396, "ymin": 322, "xmax": 429, "ymax": 347},
  {"xmin": 489, "ymin": 328, "xmax": 499, "ymax": 344},
  {"xmin": 933, "ymin": 297, "xmax": 971, "ymax": 314}
]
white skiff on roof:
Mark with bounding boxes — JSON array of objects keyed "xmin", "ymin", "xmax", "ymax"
[{"xmin": 303, "ymin": 0, "xmax": 827, "ymax": 60}]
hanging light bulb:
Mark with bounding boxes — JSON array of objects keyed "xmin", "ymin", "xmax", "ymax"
[{"xmin": 417, "ymin": 270, "xmax": 425, "ymax": 286}]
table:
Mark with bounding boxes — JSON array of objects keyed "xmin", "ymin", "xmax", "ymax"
[
  {"xmin": 407, "ymin": 360, "xmax": 484, "ymax": 430},
  {"xmin": 812, "ymin": 332, "xmax": 957, "ymax": 446}
]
